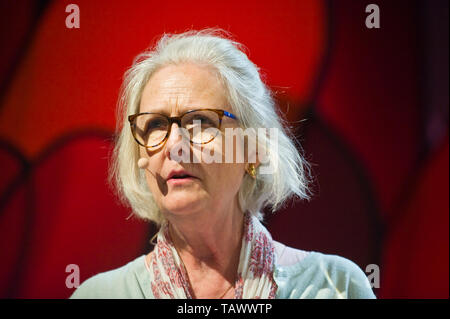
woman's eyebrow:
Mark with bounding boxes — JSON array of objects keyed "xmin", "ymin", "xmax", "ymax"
[{"xmin": 139, "ymin": 105, "xmax": 200, "ymax": 115}]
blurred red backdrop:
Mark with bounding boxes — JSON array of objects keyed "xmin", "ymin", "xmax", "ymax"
[{"xmin": 0, "ymin": 0, "xmax": 448, "ymax": 298}]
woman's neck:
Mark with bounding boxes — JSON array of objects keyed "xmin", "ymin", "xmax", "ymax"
[{"xmin": 167, "ymin": 206, "xmax": 245, "ymax": 279}]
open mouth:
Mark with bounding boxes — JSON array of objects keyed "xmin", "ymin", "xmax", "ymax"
[
  {"xmin": 167, "ymin": 174, "xmax": 196, "ymax": 185},
  {"xmin": 166, "ymin": 170, "xmax": 197, "ymax": 183},
  {"xmin": 170, "ymin": 174, "xmax": 192, "ymax": 179}
]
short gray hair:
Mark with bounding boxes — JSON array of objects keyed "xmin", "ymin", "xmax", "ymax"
[{"xmin": 109, "ymin": 28, "xmax": 311, "ymax": 226}]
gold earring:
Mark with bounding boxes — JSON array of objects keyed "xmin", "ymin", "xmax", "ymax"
[{"xmin": 247, "ymin": 164, "xmax": 256, "ymax": 178}]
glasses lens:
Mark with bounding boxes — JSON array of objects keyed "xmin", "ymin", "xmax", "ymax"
[
  {"xmin": 133, "ymin": 114, "xmax": 169, "ymax": 147},
  {"xmin": 182, "ymin": 110, "xmax": 221, "ymax": 144}
]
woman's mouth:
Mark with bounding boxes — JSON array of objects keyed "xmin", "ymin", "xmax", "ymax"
[
  {"xmin": 167, "ymin": 176, "xmax": 197, "ymax": 186},
  {"xmin": 166, "ymin": 170, "xmax": 198, "ymax": 185}
]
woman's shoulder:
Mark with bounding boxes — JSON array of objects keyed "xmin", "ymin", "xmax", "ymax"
[
  {"xmin": 273, "ymin": 241, "xmax": 376, "ymax": 299},
  {"xmin": 70, "ymin": 255, "xmax": 148, "ymax": 299}
]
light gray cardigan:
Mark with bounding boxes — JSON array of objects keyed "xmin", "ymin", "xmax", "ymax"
[{"xmin": 70, "ymin": 242, "xmax": 376, "ymax": 299}]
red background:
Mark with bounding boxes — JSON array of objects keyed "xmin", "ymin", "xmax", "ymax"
[{"xmin": 0, "ymin": 0, "xmax": 448, "ymax": 298}]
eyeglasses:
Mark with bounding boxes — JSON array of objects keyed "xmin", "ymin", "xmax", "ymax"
[{"xmin": 128, "ymin": 108, "xmax": 237, "ymax": 149}]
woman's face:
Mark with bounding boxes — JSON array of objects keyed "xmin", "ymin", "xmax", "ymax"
[{"xmin": 139, "ymin": 63, "xmax": 246, "ymax": 219}]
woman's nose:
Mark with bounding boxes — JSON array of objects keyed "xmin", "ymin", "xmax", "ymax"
[{"xmin": 164, "ymin": 123, "xmax": 190, "ymax": 162}]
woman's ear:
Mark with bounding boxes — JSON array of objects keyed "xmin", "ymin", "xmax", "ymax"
[
  {"xmin": 245, "ymin": 148, "xmax": 260, "ymax": 179},
  {"xmin": 250, "ymin": 152, "xmax": 261, "ymax": 169},
  {"xmin": 244, "ymin": 131, "xmax": 260, "ymax": 168}
]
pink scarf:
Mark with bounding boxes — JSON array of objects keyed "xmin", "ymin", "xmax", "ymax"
[{"xmin": 146, "ymin": 213, "xmax": 278, "ymax": 299}]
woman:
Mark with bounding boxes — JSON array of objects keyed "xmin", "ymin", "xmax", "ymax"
[{"xmin": 71, "ymin": 29, "xmax": 375, "ymax": 299}]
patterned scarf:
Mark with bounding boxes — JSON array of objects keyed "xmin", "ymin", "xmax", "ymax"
[{"xmin": 146, "ymin": 213, "xmax": 278, "ymax": 299}]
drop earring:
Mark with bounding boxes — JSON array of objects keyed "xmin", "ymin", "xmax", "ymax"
[{"xmin": 247, "ymin": 163, "xmax": 257, "ymax": 178}]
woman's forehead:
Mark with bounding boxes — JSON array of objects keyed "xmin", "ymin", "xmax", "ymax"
[{"xmin": 139, "ymin": 64, "xmax": 228, "ymax": 114}]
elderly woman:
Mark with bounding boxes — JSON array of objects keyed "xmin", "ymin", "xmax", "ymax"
[{"xmin": 71, "ymin": 29, "xmax": 375, "ymax": 299}]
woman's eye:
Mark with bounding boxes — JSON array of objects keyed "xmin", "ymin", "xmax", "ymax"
[
  {"xmin": 146, "ymin": 119, "xmax": 165, "ymax": 131},
  {"xmin": 191, "ymin": 116, "xmax": 214, "ymax": 125}
]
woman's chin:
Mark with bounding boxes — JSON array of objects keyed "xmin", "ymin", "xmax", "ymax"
[{"xmin": 161, "ymin": 192, "xmax": 207, "ymax": 216}]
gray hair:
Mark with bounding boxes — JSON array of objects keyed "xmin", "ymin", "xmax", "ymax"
[{"xmin": 109, "ymin": 28, "xmax": 311, "ymax": 225}]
